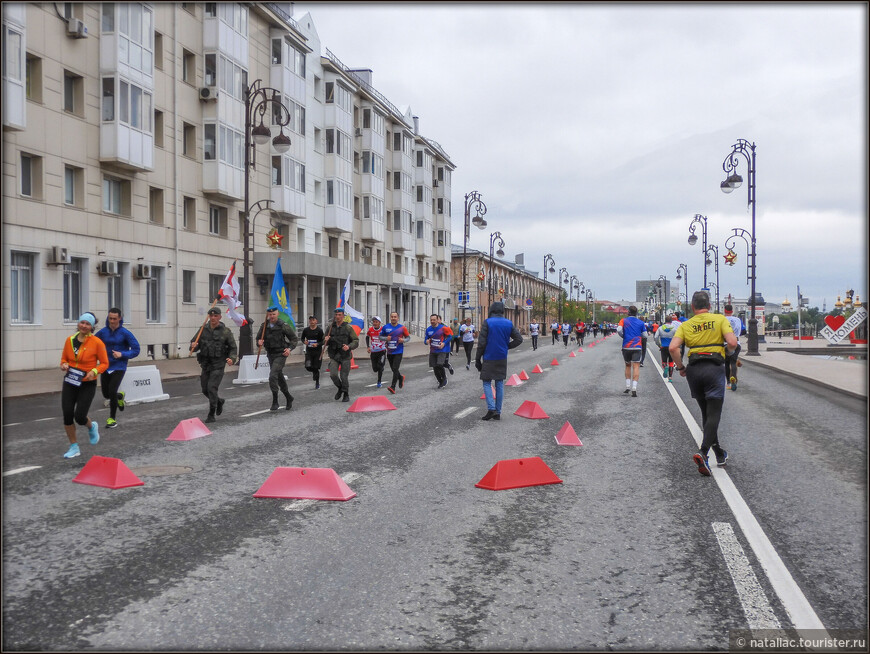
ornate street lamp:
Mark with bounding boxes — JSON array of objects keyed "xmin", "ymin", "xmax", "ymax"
[
  {"xmin": 569, "ymin": 275, "xmax": 579, "ymax": 302},
  {"xmin": 688, "ymin": 214, "xmax": 709, "ymax": 288},
  {"xmin": 242, "ymin": 80, "xmax": 292, "ymax": 355},
  {"xmin": 721, "ymin": 138, "xmax": 759, "ymax": 355},
  {"xmin": 675, "ymin": 263, "xmax": 688, "ymax": 316},
  {"xmin": 488, "ymin": 231, "xmax": 505, "ymax": 302},
  {"xmin": 461, "ymin": 191, "xmax": 487, "ymax": 319},
  {"xmin": 585, "ymin": 289, "xmax": 594, "ymax": 322},
  {"xmin": 558, "ymin": 267, "xmax": 568, "ymax": 323},
  {"xmin": 705, "ymin": 244, "xmax": 720, "ymax": 312},
  {"xmin": 656, "ymin": 274, "xmax": 668, "ymax": 322},
  {"xmin": 543, "ymin": 253, "xmax": 555, "ymax": 323}
]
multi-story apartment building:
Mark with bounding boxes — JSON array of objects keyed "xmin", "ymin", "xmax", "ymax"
[
  {"xmin": 449, "ymin": 245, "xmax": 561, "ymax": 334},
  {"xmin": 2, "ymin": 3, "xmax": 454, "ymax": 371}
]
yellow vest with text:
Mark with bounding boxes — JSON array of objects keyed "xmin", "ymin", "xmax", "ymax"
[{"xmin": 674, "ymin": 312, "xmax": 734, "ymax": 358}]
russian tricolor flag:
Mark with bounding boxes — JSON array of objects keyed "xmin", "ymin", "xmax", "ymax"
[{"xmin": 338, "ymin": 275, "xmax": 365, "ymax": 337}]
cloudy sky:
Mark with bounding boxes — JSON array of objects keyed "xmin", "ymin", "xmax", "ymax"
[{"xmin": 294, "ymin": 2, "xmax": 867, "ymax": 310}]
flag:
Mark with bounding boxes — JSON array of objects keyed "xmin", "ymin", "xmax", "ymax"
[
  {"xmin": 270, "ymin": 258, "xmax": 295, "ymax": 330},
  {"xmin": 218, "ymin": 261, "xmax": 247, "ymax": 327},
  {"xmin": 337, "ymin": 274, "xmax": 365, "ymax": 336}
]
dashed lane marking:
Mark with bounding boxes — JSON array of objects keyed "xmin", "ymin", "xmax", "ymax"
[
  {"xmin": 3, "ymin": 423, "xmax": 22, "ymax": 427},
  {"xmin": 241, "ymin": 409, "xmax": 272, "ymax": 417},
  {"xmin": 453, "ymin": 406, "xmax": 477, "ymax": 419},
  {"xmin": 34, "ymin": 418, "xmax": 54, "ymax": 422},
  {"xmin": 3, "ymin": 466, "xmax": 42, "ymax": 477}
]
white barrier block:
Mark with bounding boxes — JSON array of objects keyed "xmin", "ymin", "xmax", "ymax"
[
  {"xmin": 234, "ymin": 355, "xmax": 285, "ymax": 385},
  {"xmin": 117, "ymin": 365, "xmax": 170, "ymax": 405}
]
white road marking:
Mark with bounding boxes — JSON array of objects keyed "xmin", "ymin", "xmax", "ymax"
[
  {"xmin": 712, "ymin": 522, "xmax": 781, "ymax": 629},
  {"xmin": 662, "ymin": 357, "xmax": 828, "ymax": 633},
  {"xmin": 365, "ymin": 383, "xmax": 379, "ymax": 388},
  {"xmin": 34, "ymin": 418, "xmax": 54, "ymax": 422},
  {"xmin": 282, "ymin": 472, "xmax": 362, "ymax": 511},
  {"xmin": 453, "ymin": 406, "xmax": 477, "ymax": 419},
  {"xmin": 3, "ymin": 423, "xmax": 22, "ymax": 427},
  {"xmin": 3, "ymin": 466, "xmax": 42, "ymax": 477},
  {"xmin": 241, "ymin": 409, "xmax": 271, "ymax": 417}
]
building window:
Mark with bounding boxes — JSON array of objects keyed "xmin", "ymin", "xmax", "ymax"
[
  {"xmin": 64, "ymin": 165, "xmax": 83, "ymax": 207},
  {"xmin": 103, "ymin": 176, "xmax": 130, "ymax": 215},
  {"xmin": 146, "ymin": 266, "xmax": 164, "ymax": 323},
  {"xmin": 101, "ymin": 77, "xmax": 115, "ymax": 121},
  {"xmin": 204, "ymin": 123, "xmax": 216, "ymax": 160},
  {"xmin": 183, "ymin": 122, "xmax": 195, "ymax": 157},
  {"xmin": 20, "ymin": 153, "xmax": 42, "ymax": 199},
  {"xmin": 205, "ymin": 3, "xmax": 217, "ymax": 18},
  {"xmin": 154, "ymin": 32, "xmax": 163, "ymax": 69},
  {"xmin": 10, "ymin": 251, "xmax": 34, "ymax": 323},
  {"xmin": 183, "ymin": 270, "xmax": 195, "ymax": 303},
  {"xmin": 182, "ymin": 49, "xmax": 195, "ymax": 84},
  {"xmin": 208, "ymin": 274, "xmax": 223, "ymax": 302},
  {"xmin": 63, "ymin": 258, "xmax": 85, "ymax": 322},
  {"xmin": 63, "ymin": 70, "xmax": 83, "ymax": 116},
  {"xmin": 208, "ymin": 204, "xmax": 226, "ymax": 236},
  {"xmin": 25, "ymin": 53, "xmax": 42, "ymax": 103},
  {"xmin": 154, "ymin": 110, "xmax": 164, "ymax": 147},
  {"xmin": 183, "ymin": 196, "xmax": 195, "ymax": 230},
  {"xmin": 204, "ymin": 53, "xmax": 216, "ymax": 87},
  {"xmin": 107, "ymin": 267, "xmax": 124, "ymax": 314},
  {"xmin": 149, "ymin": 187, "xmax": 164, "ymax": 223}
]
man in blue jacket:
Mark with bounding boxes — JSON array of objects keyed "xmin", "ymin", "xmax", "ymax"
[
  {"xmin": 95, "ymin": 308, "xmax": 140, "ymax": 429},
  {"xmin": 475, "ymin": 302, "xmax": 523, "ymax": 420}
]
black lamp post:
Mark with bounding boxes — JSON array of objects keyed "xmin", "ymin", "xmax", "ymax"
[
  {"xmin": 558, "ymin": 268, "xmax": 568, "ymax": 323},
  {"xmin": 462, "ymin": 191, "xmax": 487, "ymax": 319},
  {"xmin": 242, "ymin": 80, "xmax": 292, "ymax": 355},
  {"xmin": 688, "ymin": 214, "xmax": 709, "ymax": 288},
  {"xmin": 657, "ymin": 274, "xmax": 668, "ymax": 322},
  {"xmin": 721, "ymin": 138, "xmax": 758, "ymax": 355},
  {"xmin": 569, "ymin": 275, "xmax": 579, "ymax": 302},
  {"xmin": 488, "ymin": 231, "xmax": 505, "ymax": 303},
  {"xmin": 705, "ymin": 244, "xmax": 720, "ymax": 312},
  {"xmin": 585, "ymin": 289, "xmax": 594, "ymax": 322},
  {"xmin": 543, "ymin": 253, "xmax": 555, "ymax": 324},
  {"xmin": 675, "ymin": 263, "xmax": 688, "ymax": 316}
]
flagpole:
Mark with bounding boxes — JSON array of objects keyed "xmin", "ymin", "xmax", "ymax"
[
  {"xmin": 189, "ymin": 297, "xmax": 220, "ymax": 355},
  {"xmin": 254, "ymin": 312, "xmax": 268, "ymax": 369}
]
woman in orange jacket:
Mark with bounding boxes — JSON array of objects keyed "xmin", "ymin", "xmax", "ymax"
[{"xmin": 59, "ymin": 312, "xmax": 109, "ymax": 459}]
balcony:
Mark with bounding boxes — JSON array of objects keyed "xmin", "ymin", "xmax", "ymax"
[{"xmin": 391, "ymin": 230, "xmax": 413, "ymax": 252}]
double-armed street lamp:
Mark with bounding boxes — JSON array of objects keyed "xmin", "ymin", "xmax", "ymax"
[
  {"xmin": 675, "ymin": 263, "xmax": 688, "ymax": 315},
  {"xmin": 721, "ymin": 138, "xmax": 759, "ymax": 355},
  {"xmin": 585, "ymin": 289, "xmax": 594, "ymax": 322},
  {"xmin": 687, "ymin": 214, "xmax": 709, "ymax": 289},
  {"xmin": 558, "ymin": 267, "xmax": 568, "ymax": 323},
  {"xmin": 656, "ymin": 274, "xmax": 668, "ymax": 322},
  {"xmin": 461, "ymin": 191, "xmax": 487, "ymax": 319},
  {"xmin": 569, "ymin": 275, "xmax": 580, "ymax": 302},
  {"xmin": 488, "ymin": 231, "xmax": 505, "ymax": 302},
  {"xmin": 543, "ymin": 253, "xmax": 556, "ymax": 323},
  {"xmin": 242, "ymin": 80, "xmax": 293, "ymax": 354},
  {"xmin": 705, "ymin": 244, "xmax": 720, "ymax": 313}
]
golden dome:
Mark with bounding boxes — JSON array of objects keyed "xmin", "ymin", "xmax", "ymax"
[
  {"xmin": 781, "ymin": 297, "xmax": 791, "ymax": 307},
  {"xmin": 834, "ymin": 295, "xmax": 844, "ymax": 308},
  {"xmin": 855, "ymin": 295, "xmax": 862, "ymax": 307}
]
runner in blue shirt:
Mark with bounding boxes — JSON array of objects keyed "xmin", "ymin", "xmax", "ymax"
[
  {"xmin": 381, "ymin": 312, "xmax": 411, "ymax": 394},
  {"xmin": 617, "ymin": 306, "xmax": 648, "ymax": 397},
  {"xmin": 424, "ymin": 314, "xmax": 454, "ymax": 389}
]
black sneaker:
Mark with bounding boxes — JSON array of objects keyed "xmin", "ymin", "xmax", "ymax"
[
  {"xmin": 387, "ymin": 386, "xmax": 395, "ymax": 394},
  {"xmin": 715, "ymin": 449, "xmax": 728, "ymax": 467},
  {"xmin": 334, "ymin": 389, "xmax": 343, "ymax": 400},
  {"xmin": 631, "ymin": 390, "xmax": 637, "ymax": 397},
  {"xmin": 623, "ymin": 388, "xmax": 630, "ymax": 394},
  {"xmin": 342, "ymin": 393, "xmax": 350, "ymax": 402},
  {"xmin": 315, "ymin": 382, "xmax": 320, "ymax": 390},
  {"xmin": 399, "ymin": 375, "xmax": 405, "ymax": 389},
  {"xmin": 693, "ymin": 452, "xmax": 712, "ymax": 477},
  {"xmin": 205, "ymin": 414, "xmax": 216, "ymax": 424},
  {"xmin": 448, "ymin": 365, "xmax": 454, "ymax": 375},
  {"xmin": 285, "ymin": 396, "xmax": 293, "ymax": 411},
  {"xmin": 216, "ymin": 399, "xmax": 225, "ymax": 416}
]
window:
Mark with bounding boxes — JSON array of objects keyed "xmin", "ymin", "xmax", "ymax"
[
  {"xmin": 154, "ymin": 110, "xmax": 164, "ymax": 147},
  {"xmin": 182, "ymin": 49, "xmax": 195, "ymax": 84},
  {"xmin": 271, "ymin": 38, "xmax": 282, "ymax": 65},
  {"xmin": 20, "ymin": 153, "xmax": 37, "ymax": 197},
  {"xmin": 25, "ymin": 53, "xmax": 42, "ymax": 102},
  {"xmin": 204, "ymin": 53, "xmax": 216, "ymax": 87},
  {"xmin": 208, "ymin": 274, "xmax": 223, "ymax": 302},
  {"xmin": 103, "ymin": 176, "xmax": 130, "ymax": 215},
  {"xmin": 363, "ymin": 108, "xmax": 371, "ymax": 129},
  {"xmin": 183, "ymin": 270, "xmax": 195, "ymax": 303},
  {"xmin": 101, "ymin": 77, "xmax": 114, "ymax": 121},
  {"xmin": 149, "ymin": 187, "xmax": 163, "ymax": 223},
  {"xmin": 63, "ymin": 258, "xmax": 85, "ymax": 322},
  {"xmin": 205, "ymin": 3, "xmax": 217, "ymax": 18},
  {"xmin": 107, "ymin": 266, "xmax": 124, "ymax": 314},
  {"xmin": 393, "ymin": 132, "xmax": 402, "ymax": 151},
  {"xmin": 437, "ymin": 198, "xmax": 444, "ymax": 214},
  {"xmin": 437, "ymin": 230, "xmax": 446, "ymax": 246},
  {"xmin": 217, "ymin": 53, "xmax": 248, "ymax": 100},
  {"xmin": 102, "ymin": 3, "xmax": 115, "ymax": 32},
  {"xmin": 63, "ymin": 70, "xmax": 83, "ymax": 115},
  {"xmin": 116, "ymin": 3, "xmax": 154, "ymax": 74},
  {"xmin": 183, "ymin": 122, "xmax": 195, "ymax": 157},
  {"xmin": 146, "ymin": 266, "xmax": 164, "ymax": 323},
  {"xmin": 204, "ymin": 124, "xmax": 216, "ymax": 160},
  {"xmin": 416, "ymin": 221, "xmax": 424, "ymax": 239},
  {"xmin": 208, "ymin": 205, "xmax": 226, "ymax": 236},
  {"xmin": 10, "ymin": 252, "xmax": 34, "ymax": 323},
  {"xmin": 154, "ymin": 32, "xmax": 163, "ymax": 69},
  {"xmin": 218, "ymin": 124, "xmax": 244, "ymax": 168},
  {"xmin": 183, "ymin": 196, "xmax": 196, "ymax": 230},
  {"xmin": 326, "ymin": 179, "xmax": 351, "ymax": 209},
  {"xmin": 64, "ymin": 165, "xmax": 83, "ymax": 207}
]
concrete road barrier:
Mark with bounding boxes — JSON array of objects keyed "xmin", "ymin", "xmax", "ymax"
[
  {"xmin": 234, "ymin": 355, "xmax": 284, "ymax": 385},
  {"xmin": 117, "ymin": 365, "xmax": 170, "ymax": 405}
]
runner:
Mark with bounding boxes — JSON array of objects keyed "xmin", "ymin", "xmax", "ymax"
[
  {"xmin": 95, "ymin": 307, "xmax": 140, "ymax": 430},
  {"xmin": 324, "ymin": 308, "xmax": 359, "ymax": 402},
  {"xmin": 561, "ymin": 321, "xmax": 571, "ymax": 347},
  {"xmin": 458, "ymin": 317, "xmax": 478, "ymax": 369},
  {"xmin": 381, "ymin": 312, "xmax": 411, "ymax": 394},
  {"xmin": 551, "ymin": 320, "xmax": 559, "ymax": 345},
  {"xmin": 300, "ymin": 316, "xmax": 325, "ymax": 389},
  {"xmin": 190, "ymin": 306, "xmax": 237, "ymax": 423},
  {"xmin": 575, "ymin": 319, "xmax": 585, "ymax": 347},
  {"xmin": 424, "ymin": 314, "xmax": 453, "ymax": 389},
  {"xmin": 723, "ymin": 304, "xmax": 743, "ymax": 391},
  {"xmin": 528, "ymin": 319, "xmax": 540, "ymax": 351},
  {"xmin": 654, "ymin": 313, "xmax": 681, "ymax": 382},
  {"xmin": 669, "ymin": 290, "xmax": 738, "ymax": 476},
  {"xmin": 617, "ymin": 306, "xmax": 647, "ymax": 397},
  {"xmin": 365, "ymin": 316, "xmax": 388, "ymax": 388},
  {"xmin": 257, "ymin": 305, "xmax": 298, "ymax": 410}
]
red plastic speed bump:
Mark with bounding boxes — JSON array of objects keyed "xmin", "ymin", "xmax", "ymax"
[
  {"xmin": 475, "ymin": 456, "xmax": 562, "ymax": 490},
  {"xmin": 551, "ymin": 358, "xmax": 560, "ymax": 366},
  {"xmin": 578, "ymin": 347, "xmax": 584, "ymax": 352},
  {"xmin": 349, "ymin": 356, "xmax": 359, "ymax": 370},
  {"xmin": 531, "ymin": 364, "xmax": 545, "ymax": 374},
  {"xmin": 514, "ymin": 401, "xmax": 550, "ymax": 419},
  {"xmin": 568, "ymin": 351, "xmax": 577, "ymax": 357},
  {"xmin": 346, "ymin": 396, "xmax": 397, "ymax": 412},
  {"xmin": 555, "ymin": 421, "xmax": 583, "ymax": 446},
  {"xmin": 481, "ymin": 393, "xmax": 486, "ymax": 400},
  {"xmin": 518, "ymin": 370, "xmax": 530, "ymax": 381},
  {"xmin": 72, "ymin": 456, "xmax": 145, "ymax": 489},
  {"xmin": 166, "ymin": 417, "xmax": 213, "ymax": 441},
  {"xmin": 504, "ymin": 374, "xmax": 523, "ymax": 387},
  {"xmin": 254, "ymin": 467, "xmax": 356, "ymax": 500}
]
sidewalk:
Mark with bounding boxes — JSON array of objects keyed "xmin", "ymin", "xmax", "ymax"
[{"xmin": 1, "ymin": 338, "xmax": 866, "ymax": 400}]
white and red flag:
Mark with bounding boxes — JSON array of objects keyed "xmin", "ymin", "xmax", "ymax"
[{"xmin": 218, "ymin": 260, "xmax": 248, "ymax": 327}]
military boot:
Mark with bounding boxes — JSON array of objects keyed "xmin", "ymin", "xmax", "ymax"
[
  {"xmin": 270, "ymin": 392, "xmax": 280, "ymax": 411},
  {"xmin": 282, "ymin": 389, "xmax": 293, "ymax": 411}
]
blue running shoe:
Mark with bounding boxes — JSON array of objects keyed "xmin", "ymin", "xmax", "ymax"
[
  {"xmin": 693, "ymin": 452, "xmax": 711, "ymax": 477},
  {"xmin": 377, "ymin": 382, "xmax": 382, "ymax": 388},
  {"xmin": 88, "ymin": 421, "xmax": 100, "ymax": 445},
  {"xmin": 64, "ymin": 443, "xmax": 81, "ymax": 459}
]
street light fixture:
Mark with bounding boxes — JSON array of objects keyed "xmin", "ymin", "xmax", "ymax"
[
  {"xmin": 558, "ymin": 267, "xmax": 568, "ymax": 323},
  {"xmin": 488, "ymin": 231, "xmax": 505, "ymax": 302},
  {"xmin": 705, "ymin": 244, "xmax": 720, "ymax": 312},
  {"xmin": 461, "ymin": 191, "xmax": 487, "ymax": 319},
  {"xmin": 688, "ymin": 214, "xmax": 709, "ymax": 288},
  {"xmin": 242, "ymin": 80, "xmax": 292, "ymax": 355},
  {"xmin": 543, "ymin": 253, "xmax": 555, "ymax": 324},
  {"xmin": 570, "ymin": 275, "xmax": 579, "ymax": 302},
  {"xmin": 675, "ymin": 263, "xmax": 688, "ymax": 316},
  {"xmin": 721, "ymin": 138, "xmax": 759, "ymax": 355}
]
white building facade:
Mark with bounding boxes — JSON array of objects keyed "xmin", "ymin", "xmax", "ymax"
[{"xmin": 2, "ymin": 3, "xmax": 454, "ymax": 370}]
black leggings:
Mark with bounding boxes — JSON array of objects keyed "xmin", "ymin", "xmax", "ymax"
[
  {"xmin": 62, "ymin": 380, "xmax": 97, "ymax": 426},
  {"xmin": 696, "ymin": 397, "xmax": 724, "ymax": 455},
  {"xmin": 370, "ymin": 351, "xmax": 386, "ymax": 383},
  {"xmin": 100, "ymin": 370, "xmax": 125, "ymax": 419},
  {"xmin": 462, "ymin": 341, "xmax": 474, "ymax": 365},
  {"xmin": 387, "ymin": 353, "xmax": 403, "ymax": 388}
]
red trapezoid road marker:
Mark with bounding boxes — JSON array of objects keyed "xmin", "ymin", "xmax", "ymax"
[
  {"xmin": 577, "ymin": 347, "xmax": 584, "ymax": 352},
  {"xmin": 349, "ymin": 356, "xmax": 359, "ymax": 370},
  {"xmin": 481, "ymin": 393, "xmax": 487, "ymax": 400},
  {"xmin": 568, "ymin": 351, "xmax": 577, "ymax": 357},
  {"xmin": 531, "ymin": 364, "xmax": 545, "ymax": 374},
  {"xmin": 514, "ymin": 401, "xmax": 550, "ymax": 419},
  {"xmin": 551, "ymin": 358, "xmax": 560, "ymax": 366},
  {"xmin": 555, "ymin": 421, "xmax": 583, "ymax": 446},
  {"xmin": 504, "ymin": 374, "xmax": 523, "ymax": 387},
  {"xmin": 253, "ymin": 467, "xmax": 356, "ymax": 500},
  {"xmin": 72, "ymin": 456, "xmax": 145, "ymax": 489},
  {"xmin": 166, "ymin": 417, "xmax": 213, "ymax": 441},
  {"xmin": 475, "ymin": 456, "xmax": 562, "ymax": 490},
  {"xmin": 518, "ymin": 370, "xmax": 530, "ymax": 381},
  {"xmin": 346, "ymin": 396, "xmax": 397, "ymax": 412}
]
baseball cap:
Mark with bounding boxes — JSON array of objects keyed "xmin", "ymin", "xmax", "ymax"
[{"xmin": 372, "ymin": 316, "xmax": 382, "ymax": 323}]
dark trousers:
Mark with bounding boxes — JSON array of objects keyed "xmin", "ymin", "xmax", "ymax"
[
  {"xmin": 388, "ymin": 353, "xmax": 403, "ymax": 388},
  {"xmin": 100, "ymin": 370, "xmax": 125, "ymax": 419},
  {"xmin": 199, "ymin": 364, "xmax": 225, "ymax": 412},
  {"xmin": 62, "ymin": 379, "xmax": 97, "ymax": 426},
  {"xmin": 370, "ymin": 350, "xmax": 386, "ymax": 383},
  {"xmin": 267, "ymin": 354, "xmax": 290, "ymax": 395},
  {"xmin": 563, "ymin": 335, "xmax": 569, "ymax": 347},
  {"xmin": 451, "ymin": 337, "xmax": 461, "ymax": 353},
  {"xmin": 640, "ymin": 337, "xmax": 648, "ymax": 364},
  {"xmin": 304, "ymin": 350, "xmax": 322, "ymax": 383},
  {"xmin": 725, "ymin": 344, "xmax": 741, "ymax": 380},
  {"xmin": 462, "ymin": 341, "xmax": 474, "ymax": 365},
  {"xmin": 328, "ymin": 357, "xmax": 350, "ymax": 393},
  {"xmin": 531, "ymin": 335, "xmax": 538, "ymax": 350},
  {"xmin": 697, "ymin": 397, "xmax": 725, "ymax": 455},
  {"xmin": 578, "ymin": 332, "xmax": 585, "ymax": 345}
]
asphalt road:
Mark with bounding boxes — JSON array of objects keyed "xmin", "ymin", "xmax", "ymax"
[{"xmin": 2, "ymin": 337, "xmax": 866, "ymax": 650}]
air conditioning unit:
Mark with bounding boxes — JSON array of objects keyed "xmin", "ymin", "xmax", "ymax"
[
  {"xmin": 135, "ymin": 264, "xmax": 152, "ymax": 279},
  {"xmin": 66, "ymin": 18, "xmax": 88, "ymax": 38},
  {"xmin": 354, "ymin": 127, "xmax": 362, "ymax": 136},
  {"xmin": 199, "ymin": 86, "xmax": 218, "ymax": 101},
  {"xmin": 361, "ymin": 247, "xmax": 372, "ymax": 258},
  {"xmin": 50, "ymin": 245, "xmax": 71, "ymax": 265},
  {"xmin": 100, "ymin": 261, "xmax": 119, "ymax": 275}
]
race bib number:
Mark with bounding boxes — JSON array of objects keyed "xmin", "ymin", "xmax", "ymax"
[
  {"xmin": 64, "ymin": 368, "xmax": 86, "ymax": 387},
  {"xmin": 431, "ymin": 339, "xmax": 443, "ymax": 349},
  {"xmin": 387, "ymin": 340, "xmax": 398, "ymax": 350}
]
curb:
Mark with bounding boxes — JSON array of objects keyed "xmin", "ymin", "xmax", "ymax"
[{"xmin": 739, "ymin": 357, "xmax": 866, "ymax": 401}]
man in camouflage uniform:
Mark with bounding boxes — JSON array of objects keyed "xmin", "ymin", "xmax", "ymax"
[
  {"xmin": 324, "ymin": 308, "xmax": 359, "ymax": 402},
  {"xmin": 257, "ymin": 305, "xmax": 299, "ymax": 411},
  {"xmin": 190, "ymin": 306, "xmax": 238, "ymax": 423}
]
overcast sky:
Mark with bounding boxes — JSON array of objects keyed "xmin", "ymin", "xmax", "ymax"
[{"xmin": 293, "ymin": 2, "xmax": 867, "ymax": 310}]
